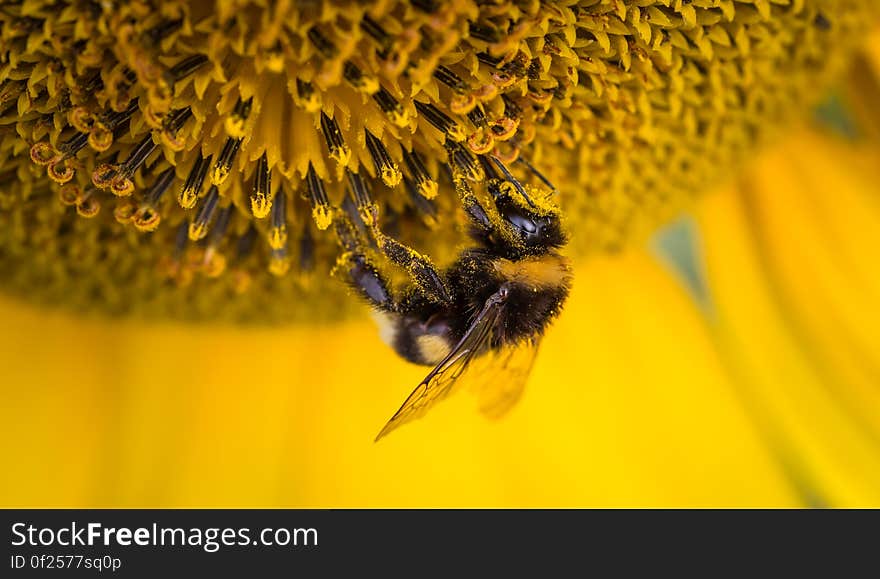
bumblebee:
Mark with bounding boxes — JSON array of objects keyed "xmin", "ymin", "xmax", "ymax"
[{"xmin": 335, "ymin": 156, "xmax": 571, "ymax": 440}]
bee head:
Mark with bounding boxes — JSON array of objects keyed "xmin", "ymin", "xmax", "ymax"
[{"xmin": 494, "ymin": 191, "xmax": 566, "ymax": 255}]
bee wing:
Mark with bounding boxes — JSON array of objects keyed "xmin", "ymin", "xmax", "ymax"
[
  {"xmin": 472, "ymin": 338, "xmax": 541, "ymax": 420},
  {"xmin": 374, "ymin": 289, "xmax": 506, "ymax": 441}
]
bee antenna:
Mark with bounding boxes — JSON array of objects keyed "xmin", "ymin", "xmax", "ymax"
[
  {"xmin": 489, "ymin": 155, "xmax": 538, "ymax": 209},
  {"xmin": 515, "ymin": 155, "xmax": 558, "ymax": 196}
]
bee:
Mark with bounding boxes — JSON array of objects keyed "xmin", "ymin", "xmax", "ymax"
[{"xmin": 334, "ymin": 156, "xmax": 571, "ymax": 440}]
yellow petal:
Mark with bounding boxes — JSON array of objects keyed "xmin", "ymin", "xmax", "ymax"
[
  {"xmin": 696, "ymin": 127, "xmax": 880, "ymax": 507},
  {"xmin": 0, "ymin": 250, "xmax": 795, "ymax": 507}
]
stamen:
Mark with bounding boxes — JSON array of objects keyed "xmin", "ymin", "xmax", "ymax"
[
  {"xmin": 307, "ymin": 27, "xmax": 338, "ymax": 59},
  {"xmin": 501, "ymin": 94, "xmax": 522, "ymax": 119},
  {"xmin": 112, "ymin": 134, "xmax": 158, "ymax": 196},
  {"xmin": 340, "ymin": 193, "xmax": 368, "ymax": 235},
  {"xmin": 372, "ymin": 87, "xmax": 410, "ymax": 128},
  {"xmin": 268, "ymin": 187, "xmax": 288, "ymax": 250},
  {"xmin": 87, "ymin": 100, "xmax": 139, "ymax": 153},
  {"xmin": 236, "ymin": 226, "xmax": 258, "ymax": 262},
  {"xmin": 69, "ymin": 107, "xmax": 96, "ymax": 133},
  {"xmin": 433, "ymin": 65, "xmax": 469, "ymax": 93},
  {"xmin": 299, "ymin": 222, "xmax": 315, "ymax": 273},
  {"xmin": 467, "ymin": 106, "xmax": 488, "ymax": 128},
  {"xmin": 346, "ymin": 169, "xmax": 377, "ymax": 226},
  {"xmin": 404, "ymin": 176, "xmax": 437, "ymax": 226},
  {"xmin": 343, "ymin": 61, "xmax": 379, "ymax": 95},
  {"xmin": 173, "ymin": 220, "xmax": 189, "ymax": 260},
  {"xmin": 491, "ymin": 115, "xmax": 519, "ymax": 141},
  {"xmin": 365, "ymin": 130, "xmax": 402, "ymax": 187},
  {"xmin": 145, "ymin": 18, "xmax": 183, "ymax": 46},
  {"xmin": 208, "ymin": 204, "xmax": 232, "ymax": 247},
  {"xmin": 134, "ymin": 166, "xmax": 175, "ymax": 232},
  {"xmin": 414, "ymin": 101, "xmax": 466, "ymax": 141},
  {"xmin": 269, "ymin": 247, "xmax": 290, "ymax": 277},
  {"xmin": 250, "ymin": 152, "xmax": 272, "ymax": 218},
  {"xmin": 30, "ymin": 142, "xmax": 60, "ymax": 166},
  {"xmin": 445, "ymin": 140, "xmax": 484, "ymax": 182},
  {"xmin": 91, "ymin": 163, "xmax": 118, "ymax": 190},
  {"xmin": 305, "ymin": 163, "xmax": 332, "ymax": 230},
  {"xmin": 88, "ymin": 124, "xmax": 114, "ymax": 152},
  {"xmin": 259, "ymin": 40, "xmax": 286, "ymax": 73},
  {"xmin": 189, "ymin": 184, "xmax": 220, "ymax": 241},
  {"xmin": 359, "ymin": 16, "xmax": 391, "ymax": 49},
  {"xmin": 469, "ymin": 22, "xmax": 500, "ymax": 43},
  {"xmin": 48, "ymin": 159, "xmax": 75, "ymax": 184},
  {"xmin": 477, "ymin": 52, "xmax": 502, "ymax": 68},
  {"xmin": 450, "ymin": 92, "xmax": 477, "ymax": 115},
  {"xmin": 57, "ymin": 131, "xmax": 90, "ymax": 160},
  {"xmin": 102, "ymin": 100, "xmax": 140, "ymax": 131},
  {"xmin": 75, "ymin": 188, "xmax": 100, "ymax": 218},
  {"xmin": 225, "ymin": 97, "xmax": 253, "ymax": 139},
  {"xmin": 161, "ymin": 107, "xmax": 193, "ymax": 151},
  {"xmin": 320, "ymin": 112, "xmax": 351, "ymax": 167},
  {"xmin": 179, "ymin": 154, "xmax": 213, "ymax": 209},
  {"xmin": 211, "ymin": 136, "xmax": 243, "ymax": 185},
  {"xmin": 169, "ymin": 54, "xmax": 208, "ymax": 81},
  {"xmin": 410, "ymin": 0, "xmax": 438, "ymax": 14},
  {"xmin": 203, "ymin": 204, "xmax": 233, "ymax": 277},
  {"xmin": 467, "ymin": 129, "xmax": 495, "ymax": 155},
  {"xmin": 401, "ymin": 149, "xmax": 437, "ymax": 199},
  {"xmin": 58, "ymin": 184, "xmax": 81, "ymax": 206},
  {"xmin": 114, "ymin": 199, "xmax": 136, "ymax": 224},
  {"xmin": 294, "ymin": 79, "xmax": 321, "ymax": 112}
]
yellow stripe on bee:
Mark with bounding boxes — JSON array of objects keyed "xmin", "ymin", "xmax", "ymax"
[
  {"xmin": 493, "ymin": 255, "xmax": 571, "ymax": 290},
  {"xmin": 416, "ymin": 335, "xmax": 452, "ymax": 365}
]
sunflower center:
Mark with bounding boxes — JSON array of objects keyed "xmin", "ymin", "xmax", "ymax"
[{"xmin": 0, "ymin": 0, "xmax": 876, "ymax": 321}]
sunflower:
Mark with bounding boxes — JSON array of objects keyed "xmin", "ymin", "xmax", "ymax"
[
  {"xmin": 1, "ymin": 0, "xmax": 876, "ymax": 320},
  {"xmin": 1, "ymin": 2, "xmax": 880, "ymax": 507}
]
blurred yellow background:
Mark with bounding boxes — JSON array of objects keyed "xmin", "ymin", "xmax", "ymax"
[{"xmin": 2, "ymin": 125, "xmax": 879, "ymax": 508}]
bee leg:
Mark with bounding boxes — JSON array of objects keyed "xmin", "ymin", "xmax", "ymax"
[
  {"xmin": 334, "ymin": 214, "xmax": 397, "ymax": 312},
  {"xmin": 341, "ymin": 252, "xmax": 396, "ymax": 311},
  {"xmin": 371, "ymin": 226, "xmax": 452, "ymax": 305},
  {"xmin": 452, "ymin": 175, "xmax": 497, "ymax": 237}
]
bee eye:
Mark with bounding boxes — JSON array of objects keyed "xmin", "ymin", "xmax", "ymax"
[{"xmin": 507, "ymin": 211, "xmax": 538, "ymax": 235}]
